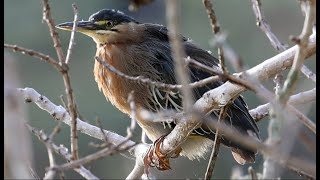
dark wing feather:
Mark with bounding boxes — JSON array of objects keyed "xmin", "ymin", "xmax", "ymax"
[{"xmin": 143, "ymin": 24, "xmax": 259, "ymax": 163}]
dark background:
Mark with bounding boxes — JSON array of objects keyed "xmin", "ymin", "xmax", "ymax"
[{"xmin": 4, "ymin": 0, "xmax": 316, "ymax": 179}]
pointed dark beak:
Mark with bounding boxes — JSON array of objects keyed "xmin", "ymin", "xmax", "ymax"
[{"xmin": 56, "ymin": 21, "xmax": 104, "ymax": 31}]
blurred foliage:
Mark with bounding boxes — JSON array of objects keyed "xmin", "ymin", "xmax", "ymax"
[{"xmin": 4, "ymin": 0, "xmax": 315, "ymax": 179}]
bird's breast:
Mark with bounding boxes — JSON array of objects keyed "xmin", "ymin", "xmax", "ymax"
[{"xmin": 94, "ymin": 45, "xmax": 132, "ymax": 115}]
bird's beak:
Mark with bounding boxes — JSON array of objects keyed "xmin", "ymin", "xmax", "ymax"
[{"xmin": 56, "ymin": 21, "xmax": 104, "ymax": 32}]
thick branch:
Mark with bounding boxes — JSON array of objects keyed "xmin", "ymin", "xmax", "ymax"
[
  {"xmin": 17, "ymin": 87, "xmax": 135, "ymax": 147},
  {"xmin": 158, "ymin": 32, "xmax": 316, "ymax": 159},
  {"xmin": 194, "ymin": 33, "xmax": 315, "ymax": 113}
]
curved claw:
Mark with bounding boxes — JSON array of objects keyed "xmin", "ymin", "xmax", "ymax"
[
  {"xmin": 143, "ymin": 135, "xmax": 175, "ymax": 176},
  {"xmin": 154, "ymin": 135, "xmax": 171, "ymax": 170}
]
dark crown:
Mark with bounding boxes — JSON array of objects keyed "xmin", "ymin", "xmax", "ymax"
[{"xmin": 88, "ymin": 9, "xmax": 139, "ymax": 24}]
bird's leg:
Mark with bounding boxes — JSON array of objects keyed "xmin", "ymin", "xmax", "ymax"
[{"xmin": 143, "ymin": 134, "xmax": 182, "ymax": 174}]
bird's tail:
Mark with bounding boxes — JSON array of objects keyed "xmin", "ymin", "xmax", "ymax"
[{"xmin": 231, "ymin": 147, "xmax": 256, "ymax": 165}]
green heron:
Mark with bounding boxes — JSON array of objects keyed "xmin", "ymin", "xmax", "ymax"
[{"xmin": 57, "ymin": 9, "xmax": 260, "ymax": 170}]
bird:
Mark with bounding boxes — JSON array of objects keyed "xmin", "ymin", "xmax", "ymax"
[{"xmin": 57, "ymin": 9, "xmax": 260, "ymax": 171}]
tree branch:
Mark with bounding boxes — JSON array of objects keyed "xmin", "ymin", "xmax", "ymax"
[
  {"xmin": 250, "ymin": 88, "xmax": 316, "ymax": 122},
  {"xmin": 27, "ymin": 125, "xmax": 99, "ymax": 179},
  {"xmin": 202, "ymin": 0, "xmax": 226, "ymax": 73},
  {"xmin": 41, "ymin": 0, "xmax": 80, "ymax": 160},
  {"xmin": 279, "ymin": 0, "xmax": 316, "ymax": 104},
  {"xmin": 158, "ymin": 32, "xmax": 315, "ymax": 161},
  {"xmin": 166, "ymin": 0, "xmax": 193, "ymax": 111}
]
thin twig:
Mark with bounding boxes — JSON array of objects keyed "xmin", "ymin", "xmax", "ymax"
[
  {"xmin": 42, "ymin": 0, "xmax": 80, "ymax": 160},
  {"xmin": 27, "ymin": 125, "xmax": 57, "ymax": 179},
  {"xmin": 165, "ymin": 0, "xmax": 193, "ymax": 111},
  {"xmin": 88, "ymin": 117, "xmax": 111, "ymax": 148},
  {"xmin": 300, "ymin": 65, "xmax": 316, "ymax": 83},
  {"xmin": 51, "ymin": 141, "xmax": 136, "ymax": 171},
  {"xmin": 202, "ymin": 0, "xmax": 226, "ymax": 74},
  {"xmin": 277, "ymin": 160, "xmax": 316, "ymax": 180},
  {"xmin": 204, "ymin": 105, "xmax": 229, "ymax": 180},
  {"xmin": 210, "ymin": 33, "xmax": 245, "ymax": 72},
  {"xmin": 298, "ymin": 129, "xmax": 316, "ymax": 155},
  {"xmin": 250, "ymin": 88, "xmax": 316, "ymax": 121},
  {"xmin": 200, "ymin": 114, "xmax": 316, "ymax": 179},
  {"xmin": 251, "ymin": 0, "xmax": 286, "ymax": 52},
  {"xmin": 251, "ymin": 0, "xmax": 316, "ymax": 83},
  {"xmin": 65, "ymin": 4, "xmax": 78, "ymax": 64},
  {"xmin": 41, "ymin": 0, "xmax": 65, "ymax": 64},
  {"xmin": 95, "ymin": 117, "xmax": 109, "ymax": 144},
  {"xmin": 95, "ymin": 56, "xmax": 221, "ymax": 91},
  {"xmin": 43, "ymin": 145, "xmax": 57, "ymax": 180},
  {"xmin": 279, "ymin": 0, "xmax": 316, "ymax": 104},
  {"xmin": 287, "ymin": 105, "xmax": 316, "ymax": 134},
  {"xmin": 4, "ymin": 44, "xmax": 61, "ymax": 70},
  {"xmin": 59, "ymin": 95, "xmax": 68, "ymax": 110},
  {"xmin": 27, "ymin": 125, "xmax": 99, "ymax": 179},
  {"xmin": 248, "ymin": 166, "xmax": 258, "ymax": 180}
]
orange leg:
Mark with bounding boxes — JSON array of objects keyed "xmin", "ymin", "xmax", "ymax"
[{"xmin": 143, "ymin": 135, "xmax": 182, "ymax": 176}]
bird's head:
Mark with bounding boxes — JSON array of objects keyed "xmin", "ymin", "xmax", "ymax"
[{"xmin": 56, "ymin": 9, "xmax": 142, "ymax": 45}]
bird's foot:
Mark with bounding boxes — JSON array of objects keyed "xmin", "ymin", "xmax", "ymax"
[{"xmin": 143, "ymin": 135, "xmax": 182, "ymax": 176}]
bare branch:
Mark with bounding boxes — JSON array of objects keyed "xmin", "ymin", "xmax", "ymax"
[
  {"xmin": 194, "ymin": 33, "xmax": 316, "ymax": 120},
  {"xmin": 250, "ymin": 88, "xmax": 316, "ymax": 121},
  {"xmin": 201, "ymin": 114, "xmax": 316, "ymax": 178},
  {"xmin": 166, "ymin": 0, "xmax": 193, "ymax": 111},
  {"xmin": 202, "ymin": 0, "xmax": 226, "ymax": 73},
  {"xmin": 204, "ymin": 106, "xmax": 229, "ymax": 179},
  {"xmin": 126, "ymin": 144, "xmax": 150, "ymax": 179},
  {"xmin": 210, "ymin": 33, "xmax": 245, "ymax": 72},
  {"xmin": 95, "ymin": 56, "xmax": 222, "ymax": 91},
  {"xmin": 144, "ymin": 33, "xmax": 316, "ymax": 167},
  {"xmin": 251, "ymin": 0, "xmax": 286, "ymax": 52},
  {"xmin": 251, "ymin": 0, "xmax": 316, "ymax": 83},
  {"xmin": 27, "ymin": 125, "xmax": 99, "ymax": 179},
  {"xmin": 64, "ymin": 4, "xmax": 78, "ymax": 64},
  {"xmin": 19, "ymin": 87, "xmax": 140, "ymax": 174},
  {"xmin": 43, "ymin": 144, "xmax": 57, "ymax": 180},
  {"xmin": 300, "ymin": 65, "xmax": 316, "ymax": 83},
  {"xmin": 41, "ymin": 0, "xmax": 80, "ymax": 160},
  {"xmin": 17, "ymin": 87, "xmax": 136, "ymax": 147},
  {"xmin": 51, "ymin": 141, "xmax": 136, "ymax": 172},
  {"xmin": 4, "ymin": 44, "xmax": 61, "ymax": 71},
  {"xmin": 41, "ymin": 0, "xmax": 65, "ymax": 64},
  {"xmin": 287, "ymin": 105, "xmax": 315, "ymax": 134},
  {"xmin": 248, "ymin": 166, "xmax": 258, "ymax": 180},
  {"xmin": 279, "ymin": 0, "xmax": 316, "ymax": 104}
]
